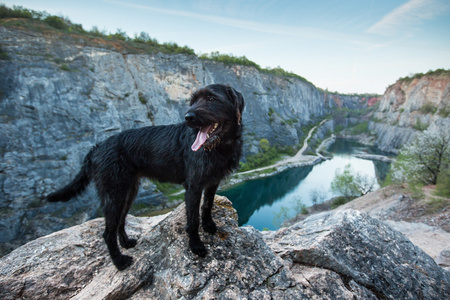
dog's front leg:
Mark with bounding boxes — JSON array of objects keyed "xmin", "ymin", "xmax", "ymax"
[
  {"xmin": 185, "ymin": 185, "xmax": 207, "ymax": 257},
  {"xmin": 202, "ymin": 184, "xmax": 218, "ymax": 235}
]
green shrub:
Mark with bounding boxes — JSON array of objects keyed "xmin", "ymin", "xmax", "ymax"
[
  {"xmin": 408, "ymin": 182, "xmax": 425, "ymax": 200},
  {"xmin": 199, "ymin": 52, "xmax": 313, "ymax": 84},
  {"xmin": 438, "ymin": 106, "xmax": 450, "ymax": 118},
  {"xmin": 108, "ymin": 28, "xmax": 127, "ymax": 41},
  {"xmin": 419, "ymin": 104, "xmax": 438, "ymax": 115},
  {"xmin": 199, "ymin": 51, "xmax": 260, "ymax": 69},
  {"xmin": 152, "ymin": 181, "xmax": 182, "ymax": 195},
  {"xmin": 285, "ymin": 118, "xmax": 298, "ymax": 125},
  {"xmin": 425, "ymin": 197, "xmax": 449, "ymax": 214},
  {"xmin": 350, "ymin": 121, "xmax": 368, "ymax": 135},
  {"xmin": 239, "ymin": 139, "xmax": 294, "ymax": 172},
  {"xmin": 331, "ymin": 196, "xmax": 350, "ymax": 209},
  {"xmin": 60, "ymin": 64, "xmax": 70, "ymax": 71},
  {"xmin": 138, "ymin": 92, "xmax": 147, "ymax": 105},
  {"xmin": 0, "ymin": 4, "xmax": 38, "ymax": 19},
  {"xmin": 434, "ymin": 168, "xmax": 450, "ymax": 197},
  {"xmin": 44, "ymin": 15, "xmax": 68, "ymax": 30},
  {"xmin": 413, "ymin": 118, "xmax": 428, "ymax": 131}
]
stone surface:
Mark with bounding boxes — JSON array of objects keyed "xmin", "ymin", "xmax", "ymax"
[
  {"xmin": 263, "ymin": 210, "xmax": 450, "ymax": 300},
  {"xmin": 0, "ymin": 196, "xmax": 448, "ymax": 299},
  {"xmin": 369, "ymin": 74, "xmax": 450, "ymax": 153}
]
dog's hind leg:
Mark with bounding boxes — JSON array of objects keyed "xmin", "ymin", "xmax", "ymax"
[
  {"xmin": 102, "ymin": 191, "xmax": 134, "ymax": 270},
  {"xmin": 185, "ymin": 185, "xmax": 207, "ymax": 257},
  {"xmin": 202, "ymin": 184, "xmax": 218, "ymax": 235},
  {"xmin": 118, "ymin": 179, "xmax": 139, "ymax": 249}
]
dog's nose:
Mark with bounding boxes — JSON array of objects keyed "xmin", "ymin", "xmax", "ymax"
[{"xmin": 185, "ymin": 112, "xmax": 196, "ymax": 123}]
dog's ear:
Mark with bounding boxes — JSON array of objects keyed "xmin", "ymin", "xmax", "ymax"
[{"xmin": 226, "ymin": 86, "xmax": 245, "ymax": 126}]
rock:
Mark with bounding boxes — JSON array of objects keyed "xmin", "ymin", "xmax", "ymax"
[
  {"xmin": 370, "ymin": 73, "xmax": 450, "ymax": 153},
  {"xmin": 1, "ymin": 196, "xmax": 448, "ymax": 299},
  {"xmin": 354, "ymin": 154, "xmax": 394, "ymax": 163},
  {"xmin": 384, "ymin": 220, "xmax": 450, "ymax": 271},
  {"xmin": 0, "ymin": 25, "xmax": 369, "ymax": 251},
  {"xmin": 436, "ymin": 249, "xmax": 450, "ymax": 271},
  {"xmin": 263, "ymin": 210, "xmax": 450, "ymax": 299}
]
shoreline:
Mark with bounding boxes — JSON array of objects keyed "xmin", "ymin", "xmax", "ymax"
[{"xmin": 161, "ymin": 125, "xmax": 394, "ymax": 211}]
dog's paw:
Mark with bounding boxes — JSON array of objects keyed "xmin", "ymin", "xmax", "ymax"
[
  {"xmin": 202, "ymin": 220, "xmax": 217, "ymax": 235},
  {"xmin": 189, "ymin": 239, "xmax": 207, "ymax": 257},
  {"xmin": 113, "ymin": 254, "xmax": 134, "ymax": 271},
  {"xmin": 120, "ymin": 238, "xmax": 138, "ymax": 249}
]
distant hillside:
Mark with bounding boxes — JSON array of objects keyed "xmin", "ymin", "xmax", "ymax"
[{"xmin": 369, "ymin": 69, "xmax": 450, "ymax": 153}]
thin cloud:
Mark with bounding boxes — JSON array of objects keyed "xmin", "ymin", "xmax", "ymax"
[
  {"xmin": 368, "ymin": 0, "xmax": 448, "ymax": 35},
  {"xmin": 103, "ymin": 0, "xmax": 369, "ymax": 45}
]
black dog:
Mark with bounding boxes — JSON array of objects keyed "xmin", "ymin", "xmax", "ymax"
[{"xmin": 47, "ymin": 84, "xmax": 244, "ymax": 270}]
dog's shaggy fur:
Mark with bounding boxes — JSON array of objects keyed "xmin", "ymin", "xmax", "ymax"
[{"xmin": 47, "ymin": 84, "xmax": 244, "ymax": 270}]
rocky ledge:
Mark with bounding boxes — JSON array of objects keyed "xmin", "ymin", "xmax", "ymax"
[{"xmin": 0, "ymin": 196, "xmax": 448, "ymax": 299}]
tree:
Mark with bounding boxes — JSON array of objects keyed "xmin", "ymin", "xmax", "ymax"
[
  {"xmin": 330, "ymin": 164, "xmax": 375, "ymax": 200},
  {"xmin": 390, "ymin": 126, "xmax": 450, "ymax": 185},
  {"xmin": 309, "ymin": 187, "xmax": 327, "ymax": 205}
]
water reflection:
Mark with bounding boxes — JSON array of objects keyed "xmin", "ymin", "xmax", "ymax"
[
  {"xmin": 220, "ymin": 166, "xmax": 312, "ymax": 226},
  {"xmin": 219, "ymin": 139, "xmax": 392, "ymax": 230}
]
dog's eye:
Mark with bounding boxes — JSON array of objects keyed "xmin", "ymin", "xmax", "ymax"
[{"xmin": 208, "ymin": 97, "xmax": 214, "ymax": 101}]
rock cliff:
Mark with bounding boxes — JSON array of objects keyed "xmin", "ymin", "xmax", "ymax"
[
  {"xmin": 0, "ymin": 196, "xmax": 448, "ymax": 299},
  {"xmin": 0, "ymin": 25, "xmax": 368, "ymax": 253},
  {"xmin": 369, "ymin": 71, "xmax": 450, "ymax": 153}
]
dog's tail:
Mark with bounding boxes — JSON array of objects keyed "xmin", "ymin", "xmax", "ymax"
[{"xmin": 47, "ymin": 146, "xmax": 96, "ymax": 203}]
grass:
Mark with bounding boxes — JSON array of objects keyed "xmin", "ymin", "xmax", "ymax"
[
  {"xmin": 199, "ymin": 52, "xmax": 314, "ymax": 85},
  {"xmin": 152, "ymin": 181, "xmax": 183, "ymax": 196},
  {"xmin": 425, "ymin": 197, "xmax": 449, "ymax": 214},
  {"xmin": 396, "ymin": 69, "xmax": 450, "ymax": 84},
  {"xmin": 0, "ymin": 4, "xmax": 320, "ymax": 84},
  {"xmin": 331, "ymin": 196, "xmax": 354, "ymax": 209},
  {"xmin": 438, "ymin": 106, "xmax": 450, "ymax": 118},
  {"xmin": 0, "ymin": 4, "xmax": 195, "ymax": 56},
  {"xmin": 408, "ymin": 183, "xmax": 425, "ymax": 200},
  {"xmin": 238, "ymin": 140, "xmax": 297, "ymax": 172},
  {"xmin": 350, "ymin": 121, "xmax": 369, "ymax": 135}
]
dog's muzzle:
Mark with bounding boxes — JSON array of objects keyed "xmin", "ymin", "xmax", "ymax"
[{"xmin": 185, "ymin": 112, "xmax": 196, "ymax": 126}]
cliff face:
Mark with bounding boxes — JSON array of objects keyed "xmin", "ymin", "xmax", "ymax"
[
  {"xmin": 0, "ymin": 196, "xmax": 448, "ymax": 299},
  {"xmin": 369, "ymin": 73, "xmax": 450, "ymax": 153},
  {"xmin": 0, "ymin": 26, "xmax": 368, "ymax": 253}
]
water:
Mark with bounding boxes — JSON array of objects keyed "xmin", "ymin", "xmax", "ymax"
[{"xmin": 219, "ymin": 139, "xmax": 391, "ymax": 230}]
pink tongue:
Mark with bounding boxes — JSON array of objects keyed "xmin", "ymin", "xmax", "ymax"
[{"xmin": 191, "ymin": 125, "xmax": 212, "ymax": 151}]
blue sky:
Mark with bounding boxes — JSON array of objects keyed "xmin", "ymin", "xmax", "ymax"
[{"xmin": 4, "ymin": 0, "xmax": 450, "ymax": 94}]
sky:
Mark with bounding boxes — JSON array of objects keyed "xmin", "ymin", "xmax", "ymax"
[{"xmin": 3, "ymin": 0, "xmax": 450, "ymax": 94}]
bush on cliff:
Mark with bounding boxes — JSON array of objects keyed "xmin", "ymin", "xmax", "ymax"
[{"xmin": 388, "ymin": 126, "xmax": 450, "ymax": 186}]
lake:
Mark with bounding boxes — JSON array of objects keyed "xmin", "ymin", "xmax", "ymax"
[{"xmin": 218, "ymin": 139, "xmax": 391, "ymax": 230}]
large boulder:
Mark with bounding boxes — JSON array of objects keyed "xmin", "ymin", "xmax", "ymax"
[{"xmin": 0, "ymin": 196, "xmax": 448, "ymax": 299}]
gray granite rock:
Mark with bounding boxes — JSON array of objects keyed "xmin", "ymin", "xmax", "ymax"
[{"xmin": 0, "ymin": 197, "xmax": 448, "ymax": 299}]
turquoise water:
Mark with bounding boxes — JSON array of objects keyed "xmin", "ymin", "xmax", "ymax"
[{"xmin": 219, "ymin": 139, "xmax": 391, "ymax": 230}]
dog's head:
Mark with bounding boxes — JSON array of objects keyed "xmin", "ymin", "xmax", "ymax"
[{"xmin": 185, "ymin": 84, "xmax": 245, "ymax": 152}]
